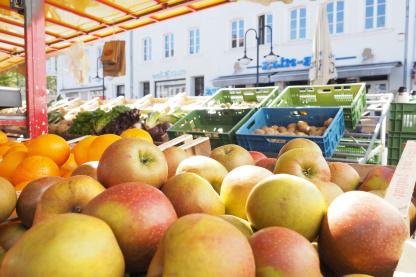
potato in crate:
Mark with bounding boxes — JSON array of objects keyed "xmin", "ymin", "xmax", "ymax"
[{"xmin": 236, "ymin": 107, "xmax": 345, "ymax": 157}]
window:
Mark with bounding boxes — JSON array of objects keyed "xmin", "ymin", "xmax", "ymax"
[
  {"xmin": 116, "ymin": 85, "xmax": 125, "ymax": 97},
  {"xmin": 194, "ymin": 77, "xmax": 204, "ymax": 96},
  {"xmin": 258, "ymin": 14, "xmax": 273, "ymax": 45},
  {"xmin": 290, "ymin": 8, "xmax": 306, "ymax": 40},
  {"xmin": 143, "ymin": 82, "xmax": 150, "ymax": 96},
  {"xmin": 189, "ymin": 28, "xmax": 200, "ymax": 55},
  {"xmin": 231, "ymin": 19, "xmax": 244, "ymax": 48},
  {"xmin": 327, "ymin": 1, "xmax": 344, "ymax": 34},
  {"xmin": 98, "ymin": 47, "xmax": 103, "ymax": 69},
  {"xmin": 164, "ymin": 34, "xmax": 174, "ymax": 58},
  {"xmin": 365, "ymin": 0, "xmax": 385, "ymax": 29},
  {"xmin": 144, "ymin": 38, "xmax": 152, "ymax": 61}
]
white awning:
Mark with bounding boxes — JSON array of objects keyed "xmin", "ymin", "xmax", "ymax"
[{"xmin": 59, "ymin": 86, "xmax": 104, "ymax": 94}]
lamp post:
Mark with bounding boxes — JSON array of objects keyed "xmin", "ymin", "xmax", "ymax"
[
  {"xmin": 238, "ymin": 25, "xmax": 279, "ymax": 87},
  {"xmin": 93, "ymin": 56, "xmax": 113, "ymax": 100}
]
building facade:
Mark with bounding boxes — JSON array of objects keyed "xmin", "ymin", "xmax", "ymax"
[{"xmin": 57, "ymin": 0, "xmax": 416, "ymax": 100}]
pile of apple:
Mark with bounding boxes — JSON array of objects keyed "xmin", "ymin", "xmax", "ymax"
[{"xmin": 0, "ymin": 137, "xmax": 414, "ymax": 277}]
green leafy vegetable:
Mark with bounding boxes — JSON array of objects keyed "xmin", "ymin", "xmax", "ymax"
[
  {"xmin": 93, "ymin": 106, "xmax": 131, "ymax": 134},
  {"xmin": 69, "ymin": 108, "xmax": 106, "ymax": 135}
]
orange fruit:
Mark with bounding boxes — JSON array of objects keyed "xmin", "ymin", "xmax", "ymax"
[
  {"xmin": 0, "ymin": 153, "xmax": 3, "ymax": 160},
  {"xmin": 61, "ymin": 153, "xmax": 77, "ymax": 170},
  {"xmin": 13, "ymin": 155, "xmax": 60, "ymax": 185},
  {"xmin": 22, "ymin": 139, "xmax": 33, "ymax": 148},
  {"xmin": 15, "ymin": 180, "xmax": 31, "ymax": 197},
  {"xmin": 71, "ymin": 136, "xmax": 98, "ymax": 165},
  {"xmin": 2, "ymin": 141, "xmax": 20, "ymax": 147},
  {"xmin": 27, "ymin": 134, "xmax": 70, "ymax": 167},
  {"xmin": 0, "ymin": 151, "xmax": 28, "ymax": 179},
  {"xmin": 0, "ymin": 145, "xmax": 11, "ymax": 156},
  {"xmin": 60, "ymin": 166, "xmax": 74, "ymax": 178},
  {"xmin": 0, "ymin": 131, "xmax": 7, "ymax": 145},
  {"xmin": 120, "ymin": 128, "xmax": 153, "ymax": 143},
  {"xmin": 4, "ymin": 144, "xmax": 28, "ymax": 156},
  {"xmin": 87, "ymin": 134, "xmax": 121, "ymax": 162}
]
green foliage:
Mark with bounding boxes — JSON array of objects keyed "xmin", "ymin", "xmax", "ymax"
[
  {"xmin": 93, "ymin": 106, "xmax": 131, "ymax": 134},
  {"xmin": 69, "ymin": 108, "xmax": 106, "ymax": 135}
]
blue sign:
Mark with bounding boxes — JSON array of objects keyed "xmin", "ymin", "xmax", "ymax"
[
  {"xmin": 153, "ymin": 70, "xmax": 186, "ymax": 79},
  {"xmin": 261, "ymin": 56, "xmax": 312, "ymax": 70}
]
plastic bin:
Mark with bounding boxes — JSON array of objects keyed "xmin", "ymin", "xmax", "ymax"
[
  {"xmin": 267, "ymin": 83, "xmax": 366, "ymax": 130},
  {"xmin": 236, "ymin": 107, "xmax": 345, "ymax": 157},
  {"xmin": 332, "ymin": 138, "xmax": 381, "ymax": 165},
  {"xmin": 388, "ymin": 103, "xmax": 416, "ymax": 134},
  {"xmin": 387, "ymin": 132, "xmax": 416, "ymax": 165},
  {"xmin": 167, "ymin": 108, "xmax": 256, "ymax": 149},
  {"xmin": 201, "ymin": 87, "xmax": 279, "ymax": 109}
]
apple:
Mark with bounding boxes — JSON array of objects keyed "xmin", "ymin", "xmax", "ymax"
[
  {"xmin": 147, "ymin": 214, "xmax": 255, "ymax": 277},
  {"xmin": 309, "ymin": 179, "xmax": 344, "ymax": 208},
  {"xmin": 0, "ymin": 245, "xmax": 5, "ymax": 268},
  {"xmin": 246, "ymin": 174, "xmax": 326, "ymax": 242},
  {"xmin": 318, "ymin": 191, "xmax": 409, "ymax": 276},
  {"xmin": 0, "ymin": 222, "xmax": 28, "ymax": 251},
  {"xmin": 161, "ymin": 172, "xmax": 225, "ymax": 217},
  {"xmin": 255, "ymin": 158, "xmax": 277, "ymax": 172},
  {"xmin": 209, "ymin": 144, "xmax": 255, "ymax": 172},
  {"xmin": 248, "ymin": 227, "xmax": 322, "ymax": 277},
  {"xmin": 0, "ymin": 177, "xmax": 16, "ymax": 223},
  {"xmin": 98, "ymin": 137, "xmax": 168, "ymax": 189},
  {"xmin": 248, "ymin": 151, "xmax": 267, "ymax": 162},
  {"xmin": 71, "ymin": 161, "xmax": 99, "ymax": 179},
  {"xmin": 220, "ymin": 165, "xmax": 273, "ymax": 220},
  {"xmin": 0, "ymin": 213, "xmax": 125, "ymax": 276},
  {"xmin": 358, "ymin": 166, "xmax": 395, "ymax": 192},
  {"xmin": 16, "ymin": 176, "xmax": 64, "ymax": 228},
  {"xmin": 162, "ymin": 147, "xmax": 189, "ymax": 180},
  {"xmin": 83, "ymin": 182, "xmax": 177, "ymax": 274},
  {"xmin": 277, "ymin": 138, "xmax": 322, "ymax": 159},
  {"xmin": 176, "ymin": 155, "xmax": 228, "ymax": 194},
  {"xmin": 273, "ymin": 148, "xmax": 331, "ymax": 182},
  {"xmin": 328, "ymin": 162, "xmax": 361, "ymax": 192},
  {"xmin": 32, "ymin": 175, "xmax": 106, "ymax": 226},
  {"xmin": 217, "ymin": 215, "xmax": 254, "ymax": 238}
]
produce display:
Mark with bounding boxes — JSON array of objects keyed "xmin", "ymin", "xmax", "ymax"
[
  {"xmin": 207, "ymin": 101, "xmax": 259, "ymax": 108},
  {"xmin": 0, "ymin": 130, "xmax": 414, "ymax": 277},
  {"xmin": 252, "ymin": 118, "xmax": 333, "ymax": 137}
]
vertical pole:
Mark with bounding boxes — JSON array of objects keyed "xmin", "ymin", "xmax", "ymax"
[
  {"xmin": 24, "ymin": 0, "xmax": 48, "ymax": 138},
  {"xmin": 102, "ymin": 77, "xmax": 105, "ymax": 100},
  {"xmin": 256, "ymin": 35, "xmax": 260, "ymax": 88}
]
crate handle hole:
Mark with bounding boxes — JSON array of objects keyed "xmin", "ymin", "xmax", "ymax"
[
  {"xmin": 344, "ymin": 85, "xmax": 351, "ymax": 90},
  {"xmin": 244, "ymin": 92, "xmax": 254, "ymax": 96},
  {"xmin": 267, "ymin": 138, "xmax": 286, "ymax": 143},
  {"xmin": 318, "ymin": 89, "xmax": 331, "ymax": 94},
  {"xmin": 247, "ymin": 120, "xmax": 256, "ymax": 129}
]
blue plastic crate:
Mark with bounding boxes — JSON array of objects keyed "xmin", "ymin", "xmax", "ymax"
[{"xmin": 236, "ymin": 107, "xmax": 345, "ymax": 157}]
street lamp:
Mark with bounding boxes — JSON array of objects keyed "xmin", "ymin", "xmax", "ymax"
[
  {"xmin": 93, "ymin": 56, "xmax": 113, "ymax": 100},
  {"xmin": 238, "ymin": 25, "xmax": 279, "ymax": 87}
]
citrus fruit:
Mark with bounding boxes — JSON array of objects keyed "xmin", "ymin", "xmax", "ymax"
[
  {"xmin": 0, "ymin": 145, "xmax": 11, "ymax": 156},
  {"xmin": 0, "ymin": 151, "xmax": 28, "ymax": 179},
  {"xmin": 13, "ymin": 155, "xmax": 60, "ymax": 185},
  {"xmin": 4, "ymin": 144, "xmax": 28, "ymax": 156},
  {"xmin": 71, "ymin": 136, "xmax": 97, "ymax": 165},
  {"xmin": 87, "ymin": 134, "xmax": 121, "ymax": 162},
  {"xmin": 120, "ymin": 128, "xmax": 153, "ymax": 143},
  {"xmin": 27, "ymin": 134, "xmax": 70, "ymax": 167},
  {"xmin": 0, "ymin": 131, "xmax": 7, "ymax": 145}
]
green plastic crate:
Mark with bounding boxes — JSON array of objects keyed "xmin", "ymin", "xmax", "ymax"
[
  {"xmin": 388, "ymin": 103, "xmax": 416, "ymax": 134},
  {"xmin": 387, "ymin": 132, "xmax": 416, "ymax": 166},
  {"xmin": 167, "ymin": 108, "xmax": 256, "ymax": 149},
  {"xmin": 332, "ymin": 138, "xmax": 381, "ymax": 165},
  {"xmin": 201, "ymin": 87, "xmax": 279, "ymax": 109},
  {"xmin": 267, "ymin": 83, "xmax": 367, "ymax": 130}
]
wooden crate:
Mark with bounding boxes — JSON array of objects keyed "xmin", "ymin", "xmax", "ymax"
[{"xmin": 168, "ymin": 93, "xmax": 209, "ymax": 113}]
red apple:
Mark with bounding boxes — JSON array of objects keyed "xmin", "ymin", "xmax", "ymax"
[
  {"xmin": 277, "ymin": 138, "xmax": 322, "ymax": 159},
  {"xmin": 248, "ymin": 151, "xmax": 267, "ymax": 162},
  {"xmin": 98, "ymin": 137, "xmax": 168, "ymax": 189},
  {"xmin": 0, "ymin": 222, "xmax": 28, "ymax": 251},
  {"xmin": 162, "ymin": 147, "xmax": 189, "ymax": 180},
  {"xmin": 71, "ymin": 161, "xmax": 99, "ymax": 180},
  {"xmin": 249, "ymin": 227, "xmax": 322, "ymax": 277},
  {"xmin": 84, "ymin": 182, "xmax": 177, "ymax": 274},
  {"xmin": 329, "ymin": 162, "xmax": 361, "ymax": 192},
  {"xmin": 358, "ymin": 166, "xmax": 395, "ymax": 191},
  {"xmin": 209, "ymin": 144, "xmax": 255, "ymax": 172},
  {"xmin": 32, "ymin": 175, "xmax": 106, "ymax": 226},
  {"xmin": 0, "ymin": 177, "xmax": 16, "ymax": 223},
  {"xmin": 255, "ymin": 158, "xmax": 277, "ymax": 172},
  {"xmin": 16, "ymin": 176, "xmax": 64, "ymax": 228},
  {"xmin": 273, "ymin": 148, "xmax": 331, "ymax": 182},
  {"xmin": 318, "ymin": 191, "xmax": 409, "ymax": 276}
]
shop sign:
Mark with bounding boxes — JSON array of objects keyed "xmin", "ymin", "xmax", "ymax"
[
  {"xmin": 261, "ymin": 56, "xmax": 312, "ymax": 70},
  {"xmin": 153, "ymin": 70, "xmax": 186, "ymax": 79}
]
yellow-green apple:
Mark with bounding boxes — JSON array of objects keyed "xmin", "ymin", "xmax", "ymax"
[
  {"xmin": 209, "ymin": 144, "xmax": 255, "ymax": 172},
  {"xmin": 0, "ymin": 213, "xmax": 125, "ymax": 276},
  {"xmin": 358, "ymin": 166, "xmax": 395, "ymax": 192},
  {"xmin": 220, "ymin": 165, "xmax": 273, "ymax": 220},
  {"xmin": 16, "ymin": 176, "xmax": 63, "ymax": 228},
  {"xmin": 0, "ymin": 177, "xmax": 16, "ymax": 223},
  {"xmin": 309, "ymin": 179, "xmax": 344, "ymax": 208},
  {"xmin": 84, "ymin": 182, "xmax": 177, "ymax": 274},
  {"xmin": 162, "ymin": 147, "xmax": 189, "ymax": 180},
  {"xmin": 249, "ymin": 227, "xmax": 322, "ymax": 277},
  {"xmin": 0, "ymin": 245, "xmax": 5, "ymax": 268},
  {"xmin": 217, "ymin": 214, "xmax": 254, "ymax": 238},
  {"xmin": 98, "ymin": 137, "xmax": 168, "ymax": 189},
  {"xmin": 161, "ymin": 172, "xmax": 225, "ymax": 217},
  {"xmin": 0, "ymin": 222, "xmax": 28, "ymax": 251},
  {"xmin": 246, "ymin": 174, "xmax": 326, "ymax": 242},
  {"xmin": 318, "ymin": 191, "xmax": 409, "ymax": 276},
  {"xmin": 248, "ymin": 151, "xmax": 267, "ymax": 162},
  {"xmin": 328, "ymin": 162, "xmax": 361, "ymax": 192},
  {"xmin": 277, "ymin": 138, "xmax": 322, "ymax": 159},
  {"xmin": 147, "ymin": 213, "xmax": 255, "ymax": 277},
  {"xmin": 176, "ymin": 155, "xmax": 228, "ymax": 194},
  {"xmin": 71, "ymin": 161, "xmax": 99, "ymax": 179},
  {"xmin": 32, "ymin": 175, "xmax": 106, "ymax": 226},
  {"xmin": 255, "ymin": 158, "xmax": 277, "ymax": 172},
  {"xmin": 273, "ymin": 148, "xmax": 331, "ymax": 182}
]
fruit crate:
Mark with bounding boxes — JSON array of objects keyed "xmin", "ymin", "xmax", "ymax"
[
  {"xmin": 387, "ymin": 132, "xmax": 416, "ymax": 165},
  {"xmin": 332, "ymin": 138, "xmax": 381, "ymax": 165},
  {"xmin": 267, "ymin": 83, "xmax": 366, "ymax": 130},
  {"xmin": 388, "ymin": 103, "xmax": 416, "ymax": 134},
  {"xmin": 201, "ymin": 87, "xmax": 279, "ymax": 110},
  {"xmin": 167, "ymin": 108, "xmax": 256, "ymax": 149},
  {"xmin": 236, "ymin": 107, "xmax": 345, "ymax": 157}
]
